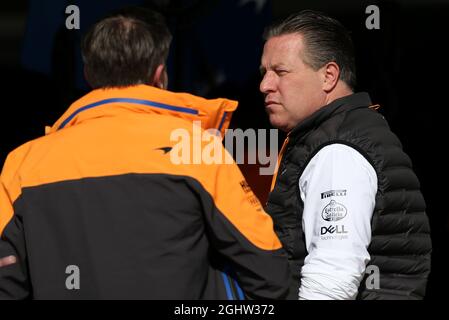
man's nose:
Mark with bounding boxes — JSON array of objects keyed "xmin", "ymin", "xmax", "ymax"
[{"xmin": 260, "ymin": 72, "xmax": 276, "ymax": 94}]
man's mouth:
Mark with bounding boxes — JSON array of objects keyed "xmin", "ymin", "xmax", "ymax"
[{"xmin": 265, "ymin": 100, "xmax": 280, "ymax": 108}]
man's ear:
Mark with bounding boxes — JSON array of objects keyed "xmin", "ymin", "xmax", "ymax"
[
  {"xmin": 152, "ymin": 64, "xmax": 168, "ymax": 89},
  {"xmin": 321, "ymin": 62, "xmax": 340, "ymax": 92}
]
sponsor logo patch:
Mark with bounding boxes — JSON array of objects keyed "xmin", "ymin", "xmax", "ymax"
[
  {"xmin": 321, "ymin": 200, "xmax": 347, "ymax": 221},
  {"xmin": 321, "ymin": 189, "xmax": 347, "ymax": 199},
  {"xmin": 320, "ymin": 224, "xmax": 349, "ymax": 240},
  {"xmin": 240, "ymin": 180, "xmax": 252, "ymax": 194},
  {"xmin": 155, "ymin": 146, "xmax": 173, "ymax": 154},
  {"xmin": 320, "ymin": 225, "xmax": 348, "ymax": 235}
]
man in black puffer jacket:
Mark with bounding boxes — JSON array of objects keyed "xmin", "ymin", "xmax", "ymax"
[{"xmin": 260, "ymin": 10, "xmax": 431, "ymax": 300}]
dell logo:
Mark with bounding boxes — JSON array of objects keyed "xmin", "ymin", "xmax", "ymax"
[{"xmin": 320, "ymin": 225, "xmax": 348, "ymax": 235}]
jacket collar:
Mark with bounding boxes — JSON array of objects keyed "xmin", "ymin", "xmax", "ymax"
[
  {"xmin": 47, "ymin": 84, "xmax": 238, "ymax": 136},
  {"xmin": 289, "ymin": 92, "xmax": 373, "ymax": 138}
]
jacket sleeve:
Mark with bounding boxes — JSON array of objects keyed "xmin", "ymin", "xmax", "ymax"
[
  {"xmin": 0, "ymin": 214, "xmax": 30, "ymax": 300},
  {"xmin": 0, "ymin": 148, "xmax": 32, "ymax": 300},
  {"xmin": 298, "ymin": 144, "xmax": 377, "ymax": 300},
  {"xmin": 193, "ymin": 146, "xmax": 290, "ymax": 300}
]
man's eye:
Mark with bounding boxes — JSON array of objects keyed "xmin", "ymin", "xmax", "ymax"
[{"xmin": 275, "ymin": 70, "xmax": 288, "ymax": 76}]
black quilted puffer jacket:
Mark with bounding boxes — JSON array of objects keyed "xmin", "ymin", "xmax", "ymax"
[{"xmin": 266, "ymin": 92, "xmax": 432, "ymax": 300}]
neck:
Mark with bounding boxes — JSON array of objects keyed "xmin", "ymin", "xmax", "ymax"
[{"xmin": 324, "ymin": 81, "xmax": 354, "ymax": 106}]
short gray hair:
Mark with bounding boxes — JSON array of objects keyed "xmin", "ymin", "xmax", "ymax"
[{"xmin": 264, "ymin": 10, "xmax": 356, "ymax": 90}]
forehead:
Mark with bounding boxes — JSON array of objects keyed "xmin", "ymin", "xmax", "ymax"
[{"xmin": 261, "ymin": 33, "xmax": 305, "ymax": 65}]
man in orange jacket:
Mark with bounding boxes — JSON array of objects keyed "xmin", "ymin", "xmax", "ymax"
[{"xmin": 0, "ymin": 7, "xmax": 289, "ymax": 299}]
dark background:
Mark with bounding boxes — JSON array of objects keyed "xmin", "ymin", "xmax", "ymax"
[{"xmin": 1, "ymin": 0, "xmax": 447, "ymax": 299}]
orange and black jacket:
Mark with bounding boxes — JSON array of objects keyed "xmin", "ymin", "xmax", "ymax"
[{"xmin": 0, "ymin": 85, "xmax": 289, "ymax": 299}]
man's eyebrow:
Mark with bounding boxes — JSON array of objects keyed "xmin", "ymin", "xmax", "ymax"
[
  {"xmin": 272, "ymin": 63, "xmax": 287, "ymax": 69},
  {"xmin": 260, "ymin": 63, "xmax": 288, "ymax": 74}
]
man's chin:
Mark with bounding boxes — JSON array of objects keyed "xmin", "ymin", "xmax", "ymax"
[{"xmin": 269, "ymin": 117, "xmax": 289, "ymax": 132}]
